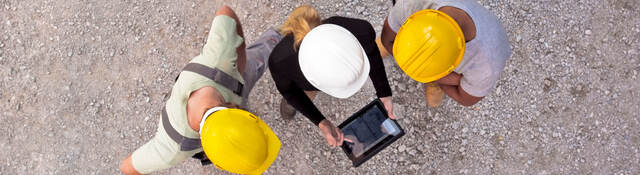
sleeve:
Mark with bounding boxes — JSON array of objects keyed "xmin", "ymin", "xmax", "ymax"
[
  {"xmin": 201, "ymin": 15, "xmax": 243, "ymax": 62},
  {"xmin": 356, "ymin": 20, "xmax": 393, "ymax": 98},
  {"xmin": 268, "ymin": 43, "xmax": 326, "ymax": 126},
  {"xmin": 130, "ymin": 133, "xmax": 189, "ymax": 174},
  {"xmin": 459, "ymin": 56, "xmax": 498, "ymax": 97},
  {"xmin": 195, "ymin": 15, "xmax": 245, "ymax": 83},
  {"xmin": 388, "ymin": 0, "xmax": 438, "ymax": 32}
]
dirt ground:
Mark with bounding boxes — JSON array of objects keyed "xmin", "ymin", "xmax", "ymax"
[{"xmin": 1, "ymin": 0, "xmax": 639, "ymax": 174}]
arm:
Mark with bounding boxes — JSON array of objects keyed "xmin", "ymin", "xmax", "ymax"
[
  {"xmin": 269, "ymin": 56, "xmax": 347, "ymax": 147},
  {"xmin": 120, "ymin": 155, "xmax": 143, "ymax": 175},
  {"xmin": 215, "ymin": 5, "xmax": 247, "ymax": 74},
  {"xmin": 354, "ymin": 19, "xmax": 392, "ymax": 99},
  {"xmin": 380, "ymin": 18, "xmax": 396, "ymax": 57},
  {"xmin": 268, "ymin": 57, "xmax": 326, "ymax": 126},
  {"xmin": 435, "ymin": 72, "xmax": 463, "ymax": 86},
  {"xmin": 280, "ymin": 82, "xmax": 326, "ymax": 126},
  {"xmin": 439, "ymin": 84, "xmax": 483, "ymax": 106},
  {"xmin": 359, "ymin": 20, "xmax": 396, "ymax": 119}
]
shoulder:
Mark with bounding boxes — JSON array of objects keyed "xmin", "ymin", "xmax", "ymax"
[
  {"xmin": 269, "ymin": 35, "xmax": 296, "ymax": 67},
  {"xmin": 388, "ymin": 0, "xmax": 438, "ymax": 32},
  {"xmin": 268, "ymin": 34, "xmax": 299, "ymax": 77},
  {"xmin": 324, "ymin": 16, "xmax": 376, "ymax": 41},
  {"xmin": 324, "ymin": 16, "xmax": 373, "ymax": 30}
]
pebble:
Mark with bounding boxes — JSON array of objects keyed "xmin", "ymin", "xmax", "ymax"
[
  {"xmin": 398, "ymin": 145, "xmax": 406, "ymax": 152},
  {"xmin": 2, "ymin": 1, "xmax": 638, "ymax": 174}
]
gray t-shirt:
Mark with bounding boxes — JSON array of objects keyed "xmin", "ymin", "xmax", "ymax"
[{"xmin": 388, "ymin": 0, "xmax": 512, "ymax": 97}]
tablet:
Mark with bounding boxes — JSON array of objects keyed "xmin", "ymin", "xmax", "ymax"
[{"xmin": 338, "ymin": 99, "xmax": 405, "ymax": 167}]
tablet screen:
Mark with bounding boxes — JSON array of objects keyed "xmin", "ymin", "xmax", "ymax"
[{"xmin": 341, "ymin": 104, "xmax": 400, "ymax": 157}]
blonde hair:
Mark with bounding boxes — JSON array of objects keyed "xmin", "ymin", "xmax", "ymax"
[{"xmin": 280, "ymin": 5, "xmax": 322, "ymax": 49}]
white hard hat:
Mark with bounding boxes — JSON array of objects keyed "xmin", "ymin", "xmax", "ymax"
[{"xmin": 298, "ymin": 24, "xmax": 370, "ymax": 99}]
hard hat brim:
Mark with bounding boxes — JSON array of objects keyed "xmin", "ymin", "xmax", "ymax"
[{"xmin": 247, "ymin": 117, "xmax": 282, "ymax": 175}]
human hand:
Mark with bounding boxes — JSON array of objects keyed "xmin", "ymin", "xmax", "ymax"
[
  {"xmin": 435, "ymin": 72, "xmax": 462, "ymax": 86},
  {"xmin": 318, "ymin": 119, "xmax": 346, "ymax": 148},
  {"xmin": 379, "ymin": 96, "xmax": 397, "ymax": 119}
]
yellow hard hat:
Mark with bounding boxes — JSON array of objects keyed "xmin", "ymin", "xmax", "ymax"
[
  {"xmin": 200, "ymin": 107, "xmax": 281, "ymax": 175},
  {"xmin": 392, "ymin": 9, "xmax": 465, "ymax": 83}
]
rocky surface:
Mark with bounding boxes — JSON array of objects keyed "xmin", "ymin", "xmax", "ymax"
[{"xmin": 0, "ymin": 0, "xmax": 639, "ymax": 174}]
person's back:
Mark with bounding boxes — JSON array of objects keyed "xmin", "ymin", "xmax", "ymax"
[
  {"xmin": 120, "ymin": 5, "xmax": 283, "ymax": 175},
  {"xmin": 381, "ymin": 0, "xmax": 512, "ymax": 107}
]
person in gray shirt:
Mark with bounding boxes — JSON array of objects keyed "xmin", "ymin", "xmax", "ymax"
[{"xmin": 379, "ymin": 0, "xmax": 512, "ymax": 107}]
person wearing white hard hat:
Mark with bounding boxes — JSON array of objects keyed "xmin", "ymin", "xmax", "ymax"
[{"xmin": 268, "ymin": 5, "xmax": 395, "ymax": 148}]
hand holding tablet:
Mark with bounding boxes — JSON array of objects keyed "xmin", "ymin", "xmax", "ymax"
[{"xmin": 338, "ymin": 99, "xmax": 405, "ymax": 167}]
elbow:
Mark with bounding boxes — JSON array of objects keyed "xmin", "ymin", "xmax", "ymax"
[
  {"xmin": 120, "ymin": 155, "xmax": 142, "ymax": 175},
  {"xmin": 459, "ymin": 98, "xmax": 481, "ymax": 107},
  {"xmin": 460, "ymin": 101, "xmax": 477, "ymax": 107}
]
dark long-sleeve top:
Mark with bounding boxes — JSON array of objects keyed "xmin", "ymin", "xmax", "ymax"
[{"xmin": 268, "ymin": 16, "xmax": 393, "ymax": 126}]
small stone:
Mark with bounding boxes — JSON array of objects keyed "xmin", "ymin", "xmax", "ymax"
[
  {"xmin": 398, "ymin": 145, "xmax": 406, "ymax": 152},
  {"xmin": 356, "ymin": 6, "xmax": 365, "ymax": 13},
  {"xmin": 585, "ymin": 30, "xmax": 592, "ymax": 35},
  {"xmin": 67, "ymin": 50, "xmax": 73, "ymax": 57}
]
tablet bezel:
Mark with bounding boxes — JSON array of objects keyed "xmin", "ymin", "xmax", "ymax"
[{"xmin": 338, "ymin": 99, "xmax": 405, "ymax": 167}]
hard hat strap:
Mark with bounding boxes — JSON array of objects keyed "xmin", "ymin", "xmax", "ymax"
[{"xmin": 198, "ymin": 107, "xmax": 229, "ymax": 135}]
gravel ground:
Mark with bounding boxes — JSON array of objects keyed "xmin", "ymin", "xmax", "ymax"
[{"xmin": 1, "ymin": 0, "xmax": 639, "ymax": 174}]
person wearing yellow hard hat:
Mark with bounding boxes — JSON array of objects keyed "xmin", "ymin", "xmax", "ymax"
[
  {"xmin": 268, "ymin": 5, "xmax": 396, "ymax": 148},
  {"xmin": 378, "ymin": 0, "xmax": 512, "ymax": 107},
  {"xmin": 120, "ymin": 5, "xmax": 282, "ymax": 175}
]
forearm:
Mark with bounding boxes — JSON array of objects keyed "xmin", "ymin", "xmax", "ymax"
[
  {"xmin": 366, "ymin": 40, "xmax": 393, "ymax": 98},
  {"xmin": 381, "ymin": 18, "xmax": 396, "ymax": 56},
  {"xmin": 280, "ymin": 87, "xmax": 326, "ymax": 126},
  {"xmin": 435, "ymin": 72, "xmax": 462, "ymax": 86},
  {"xmin": 440, "ymin": 84, "xmax": 482, "ymax": 106}
]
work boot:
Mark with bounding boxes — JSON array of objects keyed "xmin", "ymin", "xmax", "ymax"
[
  {"xmin": 425, "ymin": 82, "xmax": 444, "ymax": 107},
  {"xmin": 279, "ymin": 98, "xmax": 297, "ymax": 120},
  {"xmin": 376, "ymin": 37, "xmax": 390, "ymax": 59}
]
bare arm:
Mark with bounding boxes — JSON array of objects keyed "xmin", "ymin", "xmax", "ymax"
[
  {"xmin": 215, "ymin": 5, "xmax": 247, "ymax": 74},
  {"xmin": 380, "ymin": 17, "xmax": 396, "ymax": 57},
  {"xmin": 120, "ymin": 154, "xmax": 143, "ymax": 175},
  {"xmin": 435, "ymin": 72, "xmax": 463, "ymax": 86},
  {"xmin": 440, "ymin": 84, "xmax": 483, "ymax": 106}
]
